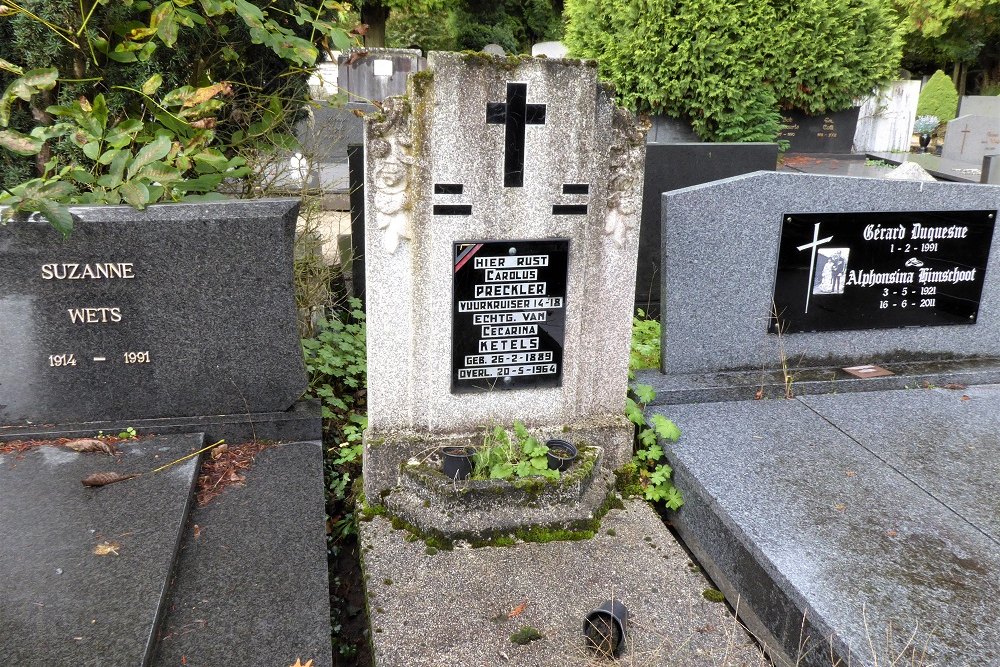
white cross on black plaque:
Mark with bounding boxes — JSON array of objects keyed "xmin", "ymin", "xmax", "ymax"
[{"xmin": 486, "ymin": 82, "xmax": 546, "ymax": 187}]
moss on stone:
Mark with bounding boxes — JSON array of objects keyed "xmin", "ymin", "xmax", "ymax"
[
  {"xmin": 510, "ymin": 626, "xmax": 543, "ymax": 645},
  {"xmin": 702, "ymin": 588, "xmax": 725, "ymax": 603}
]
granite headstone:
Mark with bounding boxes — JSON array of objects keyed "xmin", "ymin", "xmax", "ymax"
[
  {"xmin": 941, "ymin": 114, "xmax": 1000, "ymax": 166},
  {"xmin": 777, "ymin": 108, "xmax": 860, "ymax": 153},
  {"xmin": 0, "ymin": 199, "xmax": 306, "ymax": 425},
  {"xmin": 635, "ymin": 143, "xmax": 778, "ymax": 315},
  {"xmin": 660, "ymin": 172, "xmax": 1000, "ymax": 375}
]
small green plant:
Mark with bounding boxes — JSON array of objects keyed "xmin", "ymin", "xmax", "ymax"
[
  {"xmin": 470, "ymin": 420, "xmax": 558, "ymax": 481},
  {"xmin": 912, "ymin": 115, "xmax": 940, "ymax": 134},
  {"xmin": 117, "ymin": 426, "xmax": 137, "ymax": 440},
  {"xmin": 510, "ymin": 626, "xmax": 543, "ymax": 645},
  {"xmin": 864, "ymin": 158, "xmax": 891, "ymax": 167},
  {"xmin": 626, "ymin": 384, "xmax": 683, "ymax": 509},
  {"xmin": 629, "ymin": 308, "xmax": 661, "ymax": 376}
]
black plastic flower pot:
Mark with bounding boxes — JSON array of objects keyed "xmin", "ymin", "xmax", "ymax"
[
  {"xmin": 918, "ymin": 133, "xmax": 931, "ymax": 153},
  {"xmin": 583, "ymin": 599, "xmax": 628, "ymax": 656},
  {"xmin": 545, "ymin": 439, "xmax": 578, "ymax": 472},
  {"xmin": 441, "ymin": 446, "xmax": 475, "ymax": 480}
]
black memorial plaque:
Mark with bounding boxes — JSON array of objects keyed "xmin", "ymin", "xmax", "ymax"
[
  {"xmin": 452, "ymin": 240, "xmax": 569, "ymax": 392},
  {"xmin": 771, "ymin": 210, "xmax": 996, "ymax": 333}
]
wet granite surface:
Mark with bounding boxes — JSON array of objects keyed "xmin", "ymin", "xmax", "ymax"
[{"xmin": 0, "ymin": 433, "xmax": 203, "ymax": 666}]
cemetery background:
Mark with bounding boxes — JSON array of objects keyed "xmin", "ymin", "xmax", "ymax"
[{"xmin": 1, "ymin": 0, "xmax": 999, "ymax": 665}]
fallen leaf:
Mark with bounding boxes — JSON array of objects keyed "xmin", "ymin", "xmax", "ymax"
[
  {"xmin": 508, "ymin": 600, "xmax": 527, "ymax": 618},
  {"xmin": 961, "ymin": 395, "xmax": 971, "ymax": 401},
  {"xmin": 93, "ymin": 541, "xmax": 121, "ymax": 556},
  {"xmin": 943, "ymin": 383, "xmax": 966, "ymax": 390},
  {"xmin": 82, "ymin": 472, "xmax": 139, "ymax": 487},
  {"xmin": 886, "ymin": 529, "xmax": 898, "ymax": 537},
  {"xmin": 193, "ymin": 524, "xmax": 201, "ymax": 540},
  {"xmin": 289, "ymin": 660, "xmax": 314, "ymax": 667},
  {"xmin": 754, "ymin": 387, "xmax": 764, "ymax": 400},
  {"xmin": 65, "ymin": 438, "xmax": 116, "ymax": 455},
  {"xmin": 845, "ymin": 470, "xmax": 857, "ymax": 477},
  {"xmin": 181, "ymin": 657, "xmax": 187, "ymax": 666},
  {"xmin": 833, "ymin": 503, "xmax": 846, "ymax": 512},
  {"xmin": 210, "ymin": 444, "xmax": 228, "ymax": 460}
]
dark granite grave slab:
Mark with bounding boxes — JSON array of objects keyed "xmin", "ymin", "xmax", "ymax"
[
  {"xmin": 777, "ymin": 108, "xmax": 860, "ymax": 153},
  {"xmin": 650, "ymin": 396, "xmax": 1000, "ymax": 666},
  {"xmin": 0, "ymin": 433, "xmax": 203, "ymax": 666},
  {"xmin": 0, "ymin": 399, "xmax": 322, "ymax": 446},
  {"xmin": 348, "ymin": 143, "xmax": 367, "ymax": 306},
  {"xmin": 0, "ymin": 199, "xmax": 306, "ymax": 425},
  {"xmin": 152, "ymin": 441, "xmax": 331, "ymax": 667},
  {"xmin": 800, "ymin": 386, "xmax": 1000, "ymax": 540},
  {"xmin": 635, "ymin": 143, "xmax": 777, "ymax": 316}
]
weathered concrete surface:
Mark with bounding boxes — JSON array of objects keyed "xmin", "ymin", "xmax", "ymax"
[
  {"xmin": 360, "ymin": 499, "xmax": 767, "ymax": 667},
  {"xmin": 652, "ymin": 386, "xmax": 1000, "ymax": 667}
]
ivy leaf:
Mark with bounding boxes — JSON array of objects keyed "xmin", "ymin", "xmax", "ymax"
[
  {"xmin": 0, "ymin": 129, "xmax": 44, "ymax": 155},
  {"xmin": 624, "ymin": 397, "xmax": 645, "ymax": 426}
]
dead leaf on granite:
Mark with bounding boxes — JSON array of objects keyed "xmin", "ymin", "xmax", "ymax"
[
  {"xmin": 93, "ymin": 541, "xmax": 121, "ymax": 556},
  {"xmin": 193, "ymin": 524, "xmax": 202, "ymax": 540},
  {"xmin": 82, "ymin": 472, "xmax": 139, "ymax": 487},
  {"xmin": 65, "ymin": 438, "xmax": 117, "ymax": 455},
  {"xmin": 961, "ymin": 395, "xmax": 971, "ymax": 401},
  {"xmin": 833, "ymin": 503, "xmax": 847, "ymax": 512},
  {"xmin": 943, "ymin": 383, "xmax": 967, "ymax": 390},
  {"xmin": 508, "ymin": 600, "xmax": 527, "ymax": 618},
  {"xmin": 289, "ymin": 659, "xmax": 314, "ymax": 667}
]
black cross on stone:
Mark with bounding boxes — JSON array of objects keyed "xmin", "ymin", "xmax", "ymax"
[{"xmin": 487, "ymin": 83, "xmax": 546, "ymax": 187}]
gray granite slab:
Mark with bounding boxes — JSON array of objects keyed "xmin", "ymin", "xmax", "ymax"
[
  {"xmin": 661, "ymin": 172, "xmax": 1000, "ymax": 375},
  {"xmin": 652, "ymin": 398, "xmax": 1000, "ymax": 666},
  {"xmin": 360, "ymin": 499, "xmax": 765, "ymax": 667},
  {"xmin": 0, "ymin": 433, "xmax": 203, "ymax": 666},
  {"xmin": 865, "ymin": 151, "xmax": 983, "ymax": 183},
  {"xmin": 152, "ymin": 441, "xmax": 331, "ymax": 667},
  {"xmin": 0, "ymin": 399, "xmax": 322, "ymax": 446},
  {"xmin": 941, "ymin": 114, "xmax": 1000, "ymax": 166},
  {"xmin": 0, "ymin": 199, "xmax": 306, "ymax": 425},
  {"xmin": 800, "ymin": 385, "xmax": 1000, "ymax": 541}
]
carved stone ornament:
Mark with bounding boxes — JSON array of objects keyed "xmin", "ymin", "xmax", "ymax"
[
  {"xmin": 605, "ymin": 107, "xmax": 647, "ymax": 247},
  {"xmin": 368, "ymin": 97, "xmax": 416, "ymax": 253}
]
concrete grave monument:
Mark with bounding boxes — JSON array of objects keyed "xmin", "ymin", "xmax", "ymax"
[{"xmin": 362, "ymin": 52, "xmax": 645, "ymax": 536}]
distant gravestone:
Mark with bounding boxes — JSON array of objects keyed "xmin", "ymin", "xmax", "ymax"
[
  {"xmin": 337, "ymin": 48, "xmax": 425, "ymax": 109},
  {"xmin": 941, "ymin": 114, "xmax": 1000, "ymax": 165},
  {"xmin": 0, "ymin": 200, "xmax": 307, "ymax": 426},
  {"xmin": 362, "ymin": 53, "xmax": 645, "ymax": 512},
  {"xmin": 482, "ymin": 43, "xmax": 505, "ymax": 55},
  {"xmin": 635, "ymin": 143, "xmax": 778, "ymax": 315},
  {"xmin": 958, "ymin": 95, "xmax": 1000, "ymax": 118},
  {"xmin": 778, "ymin": 108, "xmax": 860, "ymax": 153},
  {"xmin": 658, "ymin": 172, "xmax": 1000, "ymax": 376},
  {"xmin": 531, "ymin": 41, "xmax": 568, "ymax": 58}
]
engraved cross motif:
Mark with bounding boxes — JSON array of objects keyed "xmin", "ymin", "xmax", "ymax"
[
  {"xmin": 486, "ymin": 82, "xmax": 546, "ymax": 187},
  {"xmin": 797, "ymin": 222, "xmax": 833, "ymax": 314},
  {"xmin": 959, "ymin": 124, "xmax": 972, "ymax": 154}
]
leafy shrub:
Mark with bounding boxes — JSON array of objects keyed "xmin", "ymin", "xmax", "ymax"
[
  {"xmin": 630, "ymin": 309, "xmax": 661, "ymax": 375},
  {"xmin": 0, "ymin": 1, "xmax": 356, "ymax": 232},
  {"xmin": 916, "ymin": 70, "xmax": 959, "ymax": 123},
  {"xmin": 626, "ymin": 383, "xmax": 683, "ymax": 509},
  {"xmin": 564, "ymin": 0, "xmax": 901, "ymax": 141}
]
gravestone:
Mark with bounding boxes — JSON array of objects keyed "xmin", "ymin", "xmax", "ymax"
[
  {"xmin": 958, "ymin": 95, "xmax": 1000, "ymax": 118},
  {"xmin": 657, "ymin": 172, "xmax": 1000, "ymax": 378},
  {"xmin": 941, "ymin": 114, "xmax": 1000, "ymax": 166},
  {"xmin": 362, "ymin": 52, "xmax": 645, "ymax": 533},
  {"xmin": 635, "ymin": 143, "xmax": 778, "ymax": 315},
  {"xmin": 0, "ymin": 199, "xmax": 330, "ymax": 665},
  {"xmin": 777, "ymin": 108, "xmax": 860, "ymax": 153},
  {"xmin": 641, "ymin": 171, "xmax": 1000, "ymax": 667}
]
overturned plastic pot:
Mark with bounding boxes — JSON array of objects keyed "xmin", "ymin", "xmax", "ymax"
[
  {"xmin": 545, "ymin": 439, "xmax": 578, "ymax": 472},
  {"xmin": 583, "ymin": 599, "xmax": 628, "ymax": 656},
  {"xmin": 441, "ymin": 446, "xmax": 476, "ymax": 480}
]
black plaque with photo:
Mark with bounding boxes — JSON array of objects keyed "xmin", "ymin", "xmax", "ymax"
[
  {"xmin": 452, "ymin": 239, "xmax": 569, "ymax": 392},
  {"xmin": 771, "ymin": 210, "xmax": 996, "ymax": 333}
]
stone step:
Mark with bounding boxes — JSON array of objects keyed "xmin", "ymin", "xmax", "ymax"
[
  {"xmin": 151, "ymin": 440, "xmax": 332, "ymax": 667},
  {"xmin": 0, "ymin": 433, "xmax": 204, "ymax": 666}
]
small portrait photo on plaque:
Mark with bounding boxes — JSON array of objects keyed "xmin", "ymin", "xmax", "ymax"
[{"xmin": 812, "ymin": 248, "xmax": 850, "ymax": 295}]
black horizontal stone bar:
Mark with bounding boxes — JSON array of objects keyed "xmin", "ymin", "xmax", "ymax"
[
  {"xmin": 552, "ymin": 204, "xmax": 588, "ymax": 215},
  {"xmin": 434, "ymin": 183, "xmax": 464, "ymax": 195},
  {"xmin": 562, "ymin": 184, "xmax": 590, "ymax": 195},
  {"xmin": 433, "ymin": 204, "xmax": 473, "ymax": 216}
]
